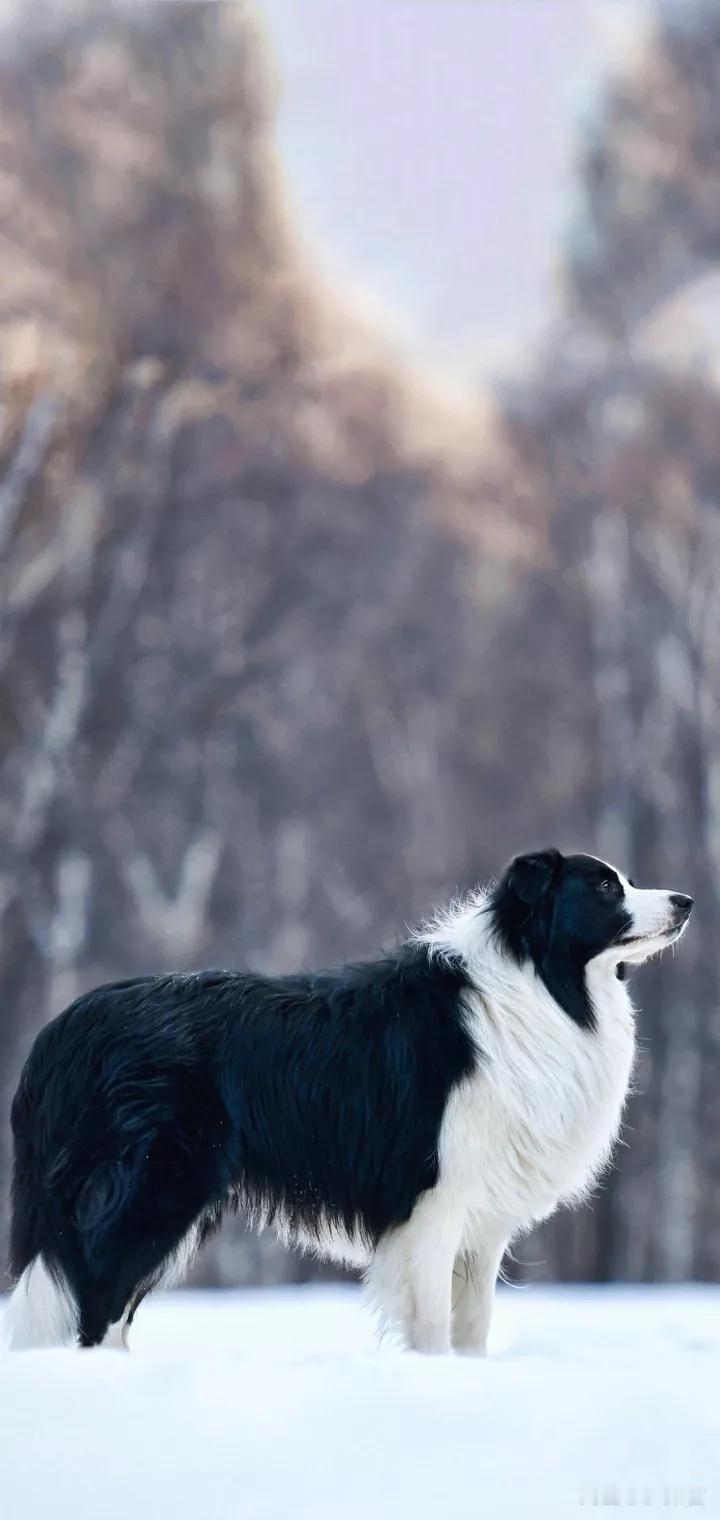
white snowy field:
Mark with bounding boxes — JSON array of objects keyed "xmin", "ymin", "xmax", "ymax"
[{"xmin": 1, "ymin": 1285, "xmax": 718, "ymax": 1520}]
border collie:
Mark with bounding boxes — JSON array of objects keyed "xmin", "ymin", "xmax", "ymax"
[{"xmin": 4, "ymin": 849, "xmax": 692, "ymax": 1355}]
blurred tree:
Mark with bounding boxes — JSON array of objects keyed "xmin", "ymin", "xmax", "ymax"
[{"xmin": 566, "ymin": 0, "xmax": 720, "ymax": 334}]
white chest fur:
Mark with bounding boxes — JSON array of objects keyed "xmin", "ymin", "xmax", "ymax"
[{"xmin": 438, "ymin": 946, "xmax": 636, "ymax": 1231}]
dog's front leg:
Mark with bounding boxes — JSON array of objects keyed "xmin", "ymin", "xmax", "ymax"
[
  {"xmin": 367, "ymin": 1191, "xmax": 464, "ymax": 1355},
  {"xmin": 406, "ymin": 1244, "xmax": 457, "ymax": 1355},
  {"xmin": 451, "ymin": 1229, "xmax": 508, "ymax": 1357}
]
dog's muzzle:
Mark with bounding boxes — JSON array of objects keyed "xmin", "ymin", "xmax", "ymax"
[{"xmin": 619, "ymin": 888, "xmax": 694, "ymax": 947}]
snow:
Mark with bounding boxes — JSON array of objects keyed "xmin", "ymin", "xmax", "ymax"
[{"xmin": 1, "ymin": 1285, "xmax": 718, "ymax": 1520}]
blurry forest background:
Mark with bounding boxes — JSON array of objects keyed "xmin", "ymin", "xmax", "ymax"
[{"xmin": 1, "ymin": 0, "xmax": 719, "ymax": 1287}]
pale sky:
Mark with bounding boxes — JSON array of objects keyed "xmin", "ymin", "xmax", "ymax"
[{"xmin": 254, "ymin": 0, "xmax": 615, "ymax": 381}]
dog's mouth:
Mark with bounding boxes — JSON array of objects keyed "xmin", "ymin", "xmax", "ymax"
[{"xmin": 618, "ymin": 922, "xmax": 686, "ymax": 948}]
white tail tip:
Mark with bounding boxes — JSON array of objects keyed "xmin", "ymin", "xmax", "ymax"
[{"xmin": 2, "ymin": 1257, "xmax": 78, "ymax": 1350}]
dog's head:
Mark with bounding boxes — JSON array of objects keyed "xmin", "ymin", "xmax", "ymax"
[{"xmin": 489, "ymin": 849, "xmax": 693, "ymax": 1027}]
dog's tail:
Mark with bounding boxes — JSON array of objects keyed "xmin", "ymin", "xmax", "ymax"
[
  {"xmin": 2, "ymin": 1257, "xmax": 78, "ymax": 1350},
  {"xmin": 4, "ymin": 1070, "xmax": 78, "ymax": 1349}
]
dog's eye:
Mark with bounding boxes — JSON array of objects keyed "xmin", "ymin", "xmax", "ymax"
[{"xmin": 598, "ymin": 879, "xmax": 618, "ymax": 894}]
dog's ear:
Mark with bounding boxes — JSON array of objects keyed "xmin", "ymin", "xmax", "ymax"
[{"xmin": 505, "ymin": 849, "xmax": 562, "ymax": 906}]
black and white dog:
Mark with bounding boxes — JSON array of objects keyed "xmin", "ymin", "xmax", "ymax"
[{"xmin": 4, "ymin": 849, "xmax": 692, "ymax": 1355}]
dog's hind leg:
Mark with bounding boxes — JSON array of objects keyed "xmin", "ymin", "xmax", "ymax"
[
  {"xmin": 366, "ymin": 1191, "xmax": 465, "ymax": 1355},
  {"xmin": 95, "ymin": 1215, "xmax": 205, "ymax": 1350},
  {"xmin": 75, "ymin": 1212, "xmax": 207, "ymax": 1348},
  {"xmin": 100, "ymin": 1318, "xmax": 131, "ymax": 1351},
  {"xmin": 95, "ymin": 1276, "xmax": 155, "ymax": 1351},
  {"xmin": 8, "ymin": 1105, "xmax": 228, "ymax": 1349},
  {"xmin": 70, "ymin": 1149, "xmax": 219, "ymax": 1347}
]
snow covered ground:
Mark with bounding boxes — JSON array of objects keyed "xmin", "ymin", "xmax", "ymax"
[{"xmin": 1, "ymin": 1285, "xmax": 718, "ymax": 1520}]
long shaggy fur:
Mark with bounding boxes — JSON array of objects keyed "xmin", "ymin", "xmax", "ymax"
[{"xmin": 4, "ymin": 849, "xmax": 692, "ymax": 1354}]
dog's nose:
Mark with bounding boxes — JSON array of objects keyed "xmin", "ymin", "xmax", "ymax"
[{"xmin": 670, "ymin": 893, "xmax": 694, "ymax": 922}]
